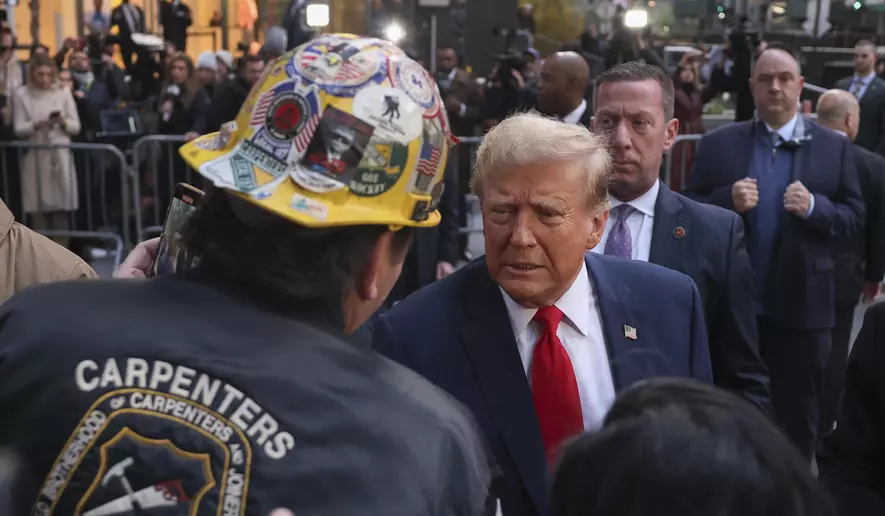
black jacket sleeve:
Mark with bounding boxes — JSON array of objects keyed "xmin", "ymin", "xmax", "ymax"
[
  {"xmin": 683, "ymin": 133, "xmax": 737, "ymax": 211},
  {"xmin": 711, "ymin": 215, "xmax": 773, "ymax": 415},
  {"xmin": 862, "ymin": 152, "xmax": 885, "ymax": 282},
  {"xmin": 802, "ymin": 136, "xmax": 865, "ymax": 239},
  {"xmin": 436, "ymin": 158, "xmax": 460, "ymax": 266},
  {"xmin": 874, "ymin": 101, "xmax": 885, "ymax": 157},
  {"xmin": 818, "ymin": 303, "xmax": 885, "ymax": 513}
]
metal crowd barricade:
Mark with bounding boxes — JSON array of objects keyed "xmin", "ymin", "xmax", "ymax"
[
  {"xmin": 0, "ymin": 141, "xmax": 130, "ymax": 268},
  {"xmin": 455, "ymin": 136, "xmax": 483, "ymax": 236},
  {"xmin": 131, "ymin": 135, "xmax": 203, "ymax": 244},
  {"xmin": 662, "ymin": 134, "xmax": 703, "ymax": 192}
]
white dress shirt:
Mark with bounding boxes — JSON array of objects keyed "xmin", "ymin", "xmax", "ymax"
[
  {"xmin": 560, "ymin": 99, "xmax": 587, "ymax": 125},
  {"xmin": 764, "ymin": 112, "xmax": 799, "ymax": 142},
  {"xmin": 499, "ymin": 262, "xmax": 616, "ymax": 431},
  {"xmin": 591, "ymin": 179, "xmax": 660, "ymax": 262}
]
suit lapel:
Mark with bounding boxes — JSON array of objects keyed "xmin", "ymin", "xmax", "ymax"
[
  {"xmin": 863, "ymin": 82, "xmax": 878, "ymax": 105},
  {"xmin": 459, "ymin": 264, "xmax": 547, "ymax": 514},
  {"xmin": 585, "ymin": 254, "xmax": 646, "ymax": 392},
  {"xmin": 791, "ymin": 119, "xmax": 811, "ymax": 183},
  {"xmin": 648, "ymin": 184, "xmax": 687, "ymax": 271}
]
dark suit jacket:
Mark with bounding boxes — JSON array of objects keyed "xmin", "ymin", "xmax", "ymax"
[
  {"xmin": 684, "ymin": 119, "xmax": 865, "ymax": 330},
  {"xmin": 440, "ymin": 68, "xmax": 484, "ymax": 136},
  {"xmin": 650, "ymin": 184, "xmax": 771, "ymax": 414},
  {"xmin": 837, "ymin": 75, "xmax": 885, "ymax": 155},
  {"xmin": 834, "ymin": 144, "xmax": 885, "ymax": 306},
  {"xmin": 390, "ymin": 156, "xmax": 460, "ymax": 301},
  {"xmin": 372, "ymin": 253, "xmax": 713, "ymax": 516},
  {"xmin": 817, "ymin": 301, "xmax": 885, "ymax": 513},
  {"xmin": 110, "ymin": 3, "xmax": 146, "ymax": 45},
  {"xmin": 160, "ymin": 0, "xmax": 193, "ymax": 53}
]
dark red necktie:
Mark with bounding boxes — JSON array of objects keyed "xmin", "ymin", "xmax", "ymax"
[{"xmin": 530, "ymin": 305, "xmax": 584, "ymax": 468}]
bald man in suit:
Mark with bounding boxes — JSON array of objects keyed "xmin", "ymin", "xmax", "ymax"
[{"xmin": 815, "ymin": 89, "xmax": 885, "ymax": 435}]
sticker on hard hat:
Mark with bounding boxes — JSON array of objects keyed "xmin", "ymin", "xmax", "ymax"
[
  {"xmin": 350, "ymin": 141, "xmax": 409, "ymax": 197},
  {"xmin": 390, "ymin": 57, "xmax": 440, "ymax": 116},
  {"xmin": 405, "ymin": 124, "xmax": 445, "ymax": 196},
  {"xmin": 290, "ymin": 167, "xmax": 347, "ymax": 193},
  {"xmin": 352, "ymin": 85, "xmax": 422, "ymax": 144},
  {"xmin": 248, "ymin": 78, "xmax": 322, "ymax": 164},
  {"xmin": 200, "ymin": 140, "xmax": 288, "ymax": 195},
  {"xmin": 290, "ymin": 192, "xmax": 329, "ymax": 220},
  {"xmin": 294, "ymin": 105, "xmax": 373, "ymax": 193},
  {"xmin": 289, "ymin": 38, "xmax": 387, "ymax": 97},
  {"xmin": 193, "ymin": 121, "xmax": 238, "ymax": 152}
]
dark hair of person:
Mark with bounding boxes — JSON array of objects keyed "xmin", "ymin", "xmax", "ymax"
[
  {"xmin": 550, "ymin": 379, "xmax": 836, "ymax": 516},
  {"xmin": 594, "ymin": 60, "xmax": 675, "ymax": 120},
  {"xmin": 180, "ymin": 187, "xmax": 414, "ymax": 315},
  {"xmin": 238, "ymin": 53, "xmax": 264, "ymax": 70}
]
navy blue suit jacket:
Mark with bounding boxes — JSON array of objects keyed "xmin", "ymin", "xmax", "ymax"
[
  {"xmin": 372, "ymin": 253, "xmax": 713, "ymax": 516},
  {"xmin": 684, "ymin": 119, "xmax": 864, "ymax": 330},
  {"xmin": 650, "ymin": 184, "xmax": 772, "ymax": 415}
]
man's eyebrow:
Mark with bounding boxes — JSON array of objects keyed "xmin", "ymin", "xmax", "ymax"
[
  {"xmin": 595, "ymin": 107, "xmax": 620, "ymax": 116},
  {"xmin": 531, "ymin": 197, "xmax": 568, "ymax": 210},
  {"xmin": 485, "ymin": 195, "xmax": 517, "ymax": 205}
]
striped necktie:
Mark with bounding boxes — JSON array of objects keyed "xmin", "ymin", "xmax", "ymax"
[{"xmin": 850, "ymin": 78, "xmax": 866, "ymax": 98}]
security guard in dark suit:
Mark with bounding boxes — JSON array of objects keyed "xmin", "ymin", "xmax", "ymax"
[
  {"xmin": 837, "ymin": 40, "xmax": 885, "ymax": 156},
  {"xmin": 815, "ymin": 90, "xmax": 885, "ymax": 436},
  {"xmin": 0, "ymin": 36, "xmax": 491, "ymax": 516}
]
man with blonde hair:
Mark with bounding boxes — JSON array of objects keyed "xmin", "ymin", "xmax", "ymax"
[{"xmin": 373, "ymin": 112, "xmax": 714, "ymax": 516}]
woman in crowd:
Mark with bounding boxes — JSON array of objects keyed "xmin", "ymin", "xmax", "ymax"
[
  {"xmin": 158, "ymin": 52, "xmax": 209, "ymax": 140},
  {"xmin": 153, "ymin": 52, "xmax": 209, "ymax": 221},
  {"xmin": 13, "ymin": 54, "xmax": 80, "ymax": 246},
  {"xmin": 670, "ymin": 59, "xmax": 715, "ymax": 192},
  {"xmin": 551, "ymin": 379, "xmax": 835, "ymax": 516}
]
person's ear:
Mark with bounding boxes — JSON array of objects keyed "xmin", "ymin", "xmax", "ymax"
[
  {"xmin": 662, "ymin": 117, "xmax": 679, "ymax": 152},
  {"xmin": 586, "ymin": 208, "xmax": 608, "ymax": 250},
  {"xmin": 356, "ymin": 232, "xmax": 396, "ymax": 302}
]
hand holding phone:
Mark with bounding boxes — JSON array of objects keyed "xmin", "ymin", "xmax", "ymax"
[
  {"xmin": 49, "ymin": 110, "xmax": 63, "ymax": 128},
  {"xmin": 115, "ymin": 238, "xmax": 160, "ymax": 279}
]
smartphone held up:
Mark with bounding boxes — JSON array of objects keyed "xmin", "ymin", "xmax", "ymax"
[{"xmin": 152, "ymin": 183, "xmax": 204, "ymax": 277}]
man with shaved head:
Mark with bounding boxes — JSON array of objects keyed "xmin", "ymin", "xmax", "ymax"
[
  {"xmin": 836, "ymin": 40, "xmax": 885, "ymax": 155},
  {"xmin": 815, "ymin": 89, "xmax": 885, "ymax": 435},
  {"xmin": 537, "ymin": 51, "xmax": 591, "ymax": 126},
  {"xmin": 685, "ymin": 46, "xmax": 864, "ymax": 460}
]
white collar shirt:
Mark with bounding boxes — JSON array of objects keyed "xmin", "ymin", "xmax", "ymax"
[{"xmin": 499, "ymin": 262, "xmax": 616, "ymax": 431}]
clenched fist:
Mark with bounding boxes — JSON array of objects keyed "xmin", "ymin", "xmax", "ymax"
[
  {"xmin": 732, "ymin": 178, "xmax": 759, "ymax": 213},
  {"xmin": 784, "ymin": 181, "xmax": 812, "ymax": 218}
]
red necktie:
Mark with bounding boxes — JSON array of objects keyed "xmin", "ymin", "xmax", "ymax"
[{"xmin": 530, "ymin": 305, "xmax": 584, "ymax": 468}]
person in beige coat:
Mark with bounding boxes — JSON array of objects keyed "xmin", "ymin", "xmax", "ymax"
[
  {"xmin": 0, "ymin": 198, "xmax": 96, "ymax": 302},
  {"xmin": 13, "ymin": 53, "xmax": 81, "ymax": 245}
]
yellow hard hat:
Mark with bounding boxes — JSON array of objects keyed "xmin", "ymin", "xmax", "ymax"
[{"xmin": 180, "ymin": 33, "xmax": 453, "ymax": 228}]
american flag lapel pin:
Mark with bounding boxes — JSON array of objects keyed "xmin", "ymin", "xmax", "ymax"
[{"xmin": 624, "ymin": 325, "xmax": 637, "ymax": 340}]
